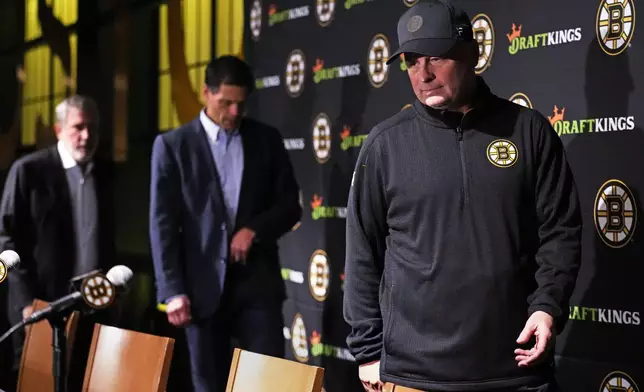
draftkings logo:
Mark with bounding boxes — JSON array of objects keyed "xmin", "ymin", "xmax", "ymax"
[
  {"xmin": 290, "ymin": 313, "xmax": 309, "ymax": 363},
  {"xmin": 596, "ymin": 0, "xmax": 636, "ymax": 56},
  {"xmin": 255, "ymin": 75, "xmax": 280, "ymax": 90},
  {"xmin": 509, "ymin": 92, "xmax": 533, "ymax": 109},
  {"xmin": 309, "ymin": 250, "xmax": 330, "ymax": 302},
  {"xmin": 311, "ymin": 194, "xmax": 347, "ymax": 220},
  {"xmin": 345, "ymin": 0, "xmax": 374, "ymax": 10},
  {"xmin": 283, "ymin": 138, "xmax": 305, "ymax": 151},
  {"xmin": 250, "ymin": 0, "xmax": 262, "ymax": 41},
  {"xmin": 472, "ymin": 13, "xmax": 495, "ymax": 74},
  {"xmin": 313, "ymin": 58, "xmax": 361, "ymax": 84},
  {"xmin": 310, "ymin": 330, "xmax": 356, "ymax": 361},
  {"xmin": 547, "ymin": 105, "xmax": 636, "ymax": 136},
  {"xmin": 285, "ymin": 49, "xmax": 306, "ymax": 97},
  {"xmin": 312, "ymin": 113, "xmax": 332, "ymax": 163},
  {"xmin": 600, "ymin": 371, "xmax": 640, "ymax": 392},
  {"xmin": 340, "ymin": 125, "xmax": 367, "ymax": 151},
  {"xmin": 506, "ymin": 23, "xmax": 582, "ymax": 55},
  {"xmin": 315, "ymin": 0, "xmax": 335, "ymax": 27},
  {"xmin": 268, "ymin": 4, "xmax": 310, "ymax": 27},
  {"xmin": 594, "ymin": 179, "xmax": 637, "ymax": 248},
  {"xmin": 569, "ymin": 305, "xmax": 640, "ymax": 326},
  {"xmin": 281, "ymin": 267, "xmax": 304, "ymax": 284},
  {"xmin": 367, "ymin": 33, "xmax": 390, "ymax": 88}
]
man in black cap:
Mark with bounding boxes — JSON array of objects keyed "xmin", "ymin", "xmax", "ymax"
[{"xmin": 343, "ymin": 1, "xmax": 581, "ymax": 391}]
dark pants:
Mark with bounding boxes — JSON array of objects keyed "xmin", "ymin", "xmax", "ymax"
[{"xmin": 184, "ymin": 270, "xmax": 284, "ymax": 392}]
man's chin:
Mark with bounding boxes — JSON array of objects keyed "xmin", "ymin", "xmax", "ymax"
[{"xmin": 424, "ymin": 96, "xmax": 449, "ymax": 109}]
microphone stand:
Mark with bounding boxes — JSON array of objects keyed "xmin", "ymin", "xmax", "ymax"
[{"xmin": 48, "ymin": 313, "xmax": 69, "ymax": 392}]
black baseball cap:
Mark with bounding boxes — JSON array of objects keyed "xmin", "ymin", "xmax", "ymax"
[{"xmin": 386, "ymin": 0, "xmax": 473, "ymax": 64}]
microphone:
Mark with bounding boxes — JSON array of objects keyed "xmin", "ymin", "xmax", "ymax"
[
  {"xmin": 0, "ymin": 250, "xmax": 20, "ymax": 283},
  {"xmin": 25, "ymin": 265, "xmax": 134, "ymax": 326}
]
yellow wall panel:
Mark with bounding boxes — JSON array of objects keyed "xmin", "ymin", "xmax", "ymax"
[{"xmin": 25, "ymin": 0, "xmax": 42, "ymax": 41}]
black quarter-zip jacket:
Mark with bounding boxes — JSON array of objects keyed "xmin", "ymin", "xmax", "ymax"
[{"xmin": 343, "ymin": 79, "xmax": 582, "ymax": 391}]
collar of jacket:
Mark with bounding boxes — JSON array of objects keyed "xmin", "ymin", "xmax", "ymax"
[{"xmin": 412, "ymin": 76, "xmax": 499, "ymax": 130}]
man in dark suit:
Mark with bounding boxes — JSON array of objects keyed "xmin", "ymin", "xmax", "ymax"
[
  {"xmin": 0, "ymin": 95, "xmax": 115, "ymax": 391},
  {"xmin": 149, "ymin": 55, "xmax": 301, "ymax": 392}
]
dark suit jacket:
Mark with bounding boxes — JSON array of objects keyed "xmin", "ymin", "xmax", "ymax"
[
  {"xmin": 0, "ymin": 145, "xmax": 115, "ymax": 317},
  {"xmin": 149, "ymin": 116, "xmax": 301, "ymax": 319}
]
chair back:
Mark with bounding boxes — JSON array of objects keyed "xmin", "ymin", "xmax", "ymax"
[
  {"xmin": 82, "ymin": 324, "xmax": 174, "ymax": 392},
  {"xmin": 225, "ymin": 348, "xmax": 324, "ymax": 392},
  {"xmin": 16, "ymin": 299, "xmax": 80, "ymax": 392}
]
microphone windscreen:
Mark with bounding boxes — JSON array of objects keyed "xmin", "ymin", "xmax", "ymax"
[
  {"xmin": 0, "ymin": 250, "xmax": 20, "ymax": 269},
  {"xmin": 106, "ymin": 265, "xmax": 134, "ymax": 288}
]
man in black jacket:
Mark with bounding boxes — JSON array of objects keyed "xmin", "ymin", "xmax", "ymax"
[
  {"xmin": 0, "ymin": 95, "xmax": 115, "ymax": 391},
  {"xmin": 343, "ymin": 1, "xmax": 581, "ymax": 391}
]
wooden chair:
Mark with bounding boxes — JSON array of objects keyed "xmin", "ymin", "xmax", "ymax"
[
  {"xmin": 81, "ymin": 324, "xmax": 174, "ymax": 392},
  {"xmin": 225, "ymin": 348, "xmax": 324, "ymax": 392},
  {"xmin": 17, "ymin": 299, "xmax": 80, "ymax": 392}
]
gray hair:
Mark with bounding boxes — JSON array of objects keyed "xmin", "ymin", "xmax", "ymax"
[{"xmin": 55, "ymin": 95, "xmax": 99, "ymax": 126}]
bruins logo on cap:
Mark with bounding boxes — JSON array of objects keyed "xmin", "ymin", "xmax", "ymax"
[
  {"xmin": 487, "ymin": 139, "xmax": 518, "ymax": 168},
  {"xmin": 407, "ymin": 15, "xmax": 423, "ymax": 32}
]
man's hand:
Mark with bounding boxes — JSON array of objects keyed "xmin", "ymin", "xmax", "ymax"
[
  {"xmin": 515, "ymin": 310, "xmax": 555, "ymax": 367},
  {"xmin": 166, "ymin": 295, "xmax": 192, "ymax": 327},
  {"xmin": 359, "ymin": 361, "xmax": 383, "ymax": 392},
  {"xmin": 22, "ymin": 305, "xmax": 34, "ymax": 320},
  {"xmin": 230, "ymin": 228, "xmax": 256, "ymax": 263}
]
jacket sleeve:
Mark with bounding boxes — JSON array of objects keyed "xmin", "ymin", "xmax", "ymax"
[
  {"xmin": 149, "ymin": 135, "xmax": 186, "ymax": 303},
  {"xmin": 0, "ymin": 161, "xmax": 37, "ymax": 312},
  {"xmin": 245, "ymin": 128, "xmax": 302, "ymax": 242},
  {"xmin": 528, "ymin": 115, "xmax": 582, "ymax": 331},
  {"xmin": 343, "ymin": 140, "xmax": 388, "ymax": 365}
]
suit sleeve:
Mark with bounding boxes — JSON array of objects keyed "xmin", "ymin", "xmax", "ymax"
[
  {"xmin": 149, "ymin": 135, "xmax": 186, "ymax": 303},
  {"xmin": 245, "ymin": 128, "xmax": 302, "ymax": 242},
  {"xmin": 343, "ymin": 140, "xmax": 388, "ymax": 365},
  {"xmin": 0, "ymin": 162, "xmax": 37, "ymax": 312},
  {"xmin": 528, "ymin": 115, "xmax": 582, "ymax": 330}
]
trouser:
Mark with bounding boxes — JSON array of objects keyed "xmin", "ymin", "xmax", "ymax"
[{"xmin": 183, "ymin": 269, "xmax": 284, "ymax": 392}]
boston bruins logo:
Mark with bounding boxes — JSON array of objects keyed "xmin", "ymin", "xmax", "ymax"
[
  {"xmin": 367, "ymin": 33, "xmax": 390, "ymax": 88},
  {"xmin": 250, "ymin": 0, "xmax": 262, "ymax": 41},
  {"xmin": 0, "ymin": 260, "xmax": 6, "ymax": 284},
  {"xmin": 594, "ymin": 179, "xmax": 637, "ymax": 248},
  {"xmin": 312, "ymin": 113, "xmax": 332, "ymax": 163},
  {"xmin": 600, "ymin": 371, "xmax": 639, "ymax": 392},
  {"xmin": 309, "ymin": 250, "xmax": 330, "ymax": 302},
  {"xmin": 487, "ymin": 139, "xmax": 518, "ymax": 168},
  {"xmin": 509, "ymin": 92, "xmax": 533, "ymax": 108},
  {"xmin": 81, "ymin": 274, "xmax": 115, "ymax": 309},
  {"xmin": 401, "ymin": 103, "xmax": 412, "ymax": 111},
  {"xmin": 315, "ymin": 0, "xmax": 335, "ymax": 27},
  {"xmin": 403, "ymin": 0, "xmax": 418, "ymax": 6},
  {"xmin": 471, "ymin": 14, "xmax": 495, "ymax": 74},
  {"xmin": 596, "ymin": 0, "xmax": 636, "ymax": 56},
  {"xmin": 285, "ymin": 49, "xmax": 306, "ymax": 97},
  {"xmin": 291, "ymin": 313, "xmax": 309, "ymax": 363}
]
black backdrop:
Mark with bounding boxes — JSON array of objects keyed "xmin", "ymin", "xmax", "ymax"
[{"xmin": 242, "ymin": 0, "xmax": 643, "ymax": 391}]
